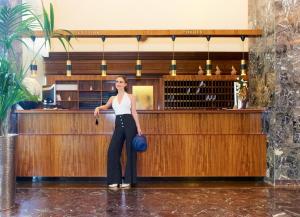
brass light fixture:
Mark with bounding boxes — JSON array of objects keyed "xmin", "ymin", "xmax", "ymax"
[
  {"xmin": 240, "ymin": 36, "xmax": 247, "ymax": 76},
  {"xmin": 66, "ymin": 36, "xmax": 72, "ymax": 77},
  {"xmin": 30, "ymin": 35, "xmax": 37, "ymax": 78},
  {"xmin": 170, "ymin": 35, "xmax": 176, "ymax": 76},
  {"xmin": 205, "ymin": 36, "xmax": 212, "ymax": 76},
  {"xmin": 101, "ymin": 36, "xmax": 107, "ymax": 76},
  {"xmin": 136, "ymin": 35, "xmax": 142, "ymax": 77}
]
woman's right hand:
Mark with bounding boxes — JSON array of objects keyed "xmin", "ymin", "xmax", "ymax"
[{"xmin": 94, "ymin": 106, "xmax": 100, "ymax": 117}]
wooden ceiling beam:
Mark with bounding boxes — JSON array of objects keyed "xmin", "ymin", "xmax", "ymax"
[{"xmin": 33, "ymin": 29, "xmax": 262, "ymax": 38}]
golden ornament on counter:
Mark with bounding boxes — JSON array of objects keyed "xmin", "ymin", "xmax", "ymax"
[
  {"xmin": 198, "ymin": 65, "xmax": 204, "ymax": 75},
  {"xmin": 215, "ymin": 65, "xmax": 222, "ymax": 75},
  {"xmin": 231, "ymin": 65, "xmax": 237, "ymax": 75}
]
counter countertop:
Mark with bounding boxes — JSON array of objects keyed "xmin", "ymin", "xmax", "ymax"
[{"xmin": 16, "ymin": 108, "xmax": 265, "ymax": 114}]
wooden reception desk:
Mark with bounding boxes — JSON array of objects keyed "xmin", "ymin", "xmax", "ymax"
[{"xmin": 16, "ymin": 109, "xmax": 266, "ymax": 177}]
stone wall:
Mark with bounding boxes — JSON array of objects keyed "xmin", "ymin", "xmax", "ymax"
[{"xmin": 249, "ymin": 0, "xmax": 300, "ymax": 185}]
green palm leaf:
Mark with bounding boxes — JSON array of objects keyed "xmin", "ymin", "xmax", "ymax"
[
  {"xmin": 0, "ymin": 2, "xmax": 73, "ymax": 136},
  {"xmin": 0, "ymin": 3, "xmax": 42, "ymax": 135}
]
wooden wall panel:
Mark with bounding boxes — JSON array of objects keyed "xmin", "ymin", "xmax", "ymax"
[{"xmin": 44, "ymin": 52, "xmax": 248, "ymax": 76}]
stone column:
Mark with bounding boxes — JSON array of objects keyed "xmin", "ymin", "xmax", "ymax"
[{"xmin": 249, "ymin": 0, "xmax": 300, "ymax": 185}]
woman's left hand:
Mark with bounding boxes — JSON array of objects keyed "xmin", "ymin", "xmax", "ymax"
[{"xmin": 137, "ymin": 128, "xmax": 142, "ymax": 136}]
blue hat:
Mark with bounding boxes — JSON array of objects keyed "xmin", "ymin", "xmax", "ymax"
[{"xmin": 132, "ymin": 135, "xmax": 147, "ymax": 152}]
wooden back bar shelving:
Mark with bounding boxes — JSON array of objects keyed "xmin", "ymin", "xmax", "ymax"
[
  {"xmin": 47, "ymin": 75, "xmax": 163, "ymax": 110},
  {"xmin": 47, "ymin": 74, "xmax": 245, "ymax": 110},
  {"xmin": 55, "ymin": 79, "xmax": 115, "ymax": 110}
]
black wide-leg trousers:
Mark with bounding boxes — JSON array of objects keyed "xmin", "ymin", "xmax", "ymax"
[{"xmin": 107, "ymin": 114, "xmax": 137, "ymax": 185}]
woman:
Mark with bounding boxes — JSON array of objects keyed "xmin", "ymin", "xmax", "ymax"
[{"xmin": 94, "ymin": 75, "xmax": 142, "ymax": 188}]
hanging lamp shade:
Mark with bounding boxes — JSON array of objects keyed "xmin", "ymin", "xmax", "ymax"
[
  {"xmin": 170, "ymin": 35, "xmax": 176, "ymax": 76},
  {"xmin": 66, "ymin": 36, "xmax": 72, "ymax": 77},
  {"xmin": 171, "ymin": 59, "xmax": 176, "ymax": 76},
  {"xmin": 205, "ymin": 36, "xmax": 212, "ymax": 76},
  {"xmin": 30, "ymin": 36, "xmax": 37, "ymax": 78},
  {"xmin": 136, "ymin": 35, "xmax": 142, "ymax": 77},
  {"xmin": 66, "ymin": 60, "xmax": 72, "ymax": 77},
  {"xmin": 240, "ymin": 59, "xmax": 247, "ymax": 76},
  {"xmin": 30, "ymin": 61, "xmax": 37, "ymax": 77},
  {"xmin": 240, "ymin": 36, "xmax": 247, "ymax": 76},
  {"xmin": 101, "ymin": 59, "xmax": 107, "ymax": 77},
  {"xmin": 100, "ymin": 36, "xmax": 107, "ymax": 76},
  {"xmin": 206, "ymin": 59, "xmax": 212, "ymax": 76},
  {"xmin": 136, "ymin": 59, "xmax": 142, "ymax": 77}
]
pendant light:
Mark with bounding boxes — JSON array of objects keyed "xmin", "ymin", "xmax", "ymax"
[
  {"xmin": 205, "ymin": 36, "xmax": 212, "ymax": 76},
  {"xmin": 30, "ymin": 35, "xmax": 37, "ymax": 78},
  {"xmin": 136, "ymin": 35, "xmax": 142, "ymax": 77},
  {"xmin": 170, "ymin": 35, "xmax": 176, "ymax": 76},
  {"xmin": 66, "ymin": 36, "xmax": 72, "ymax": 77},
  {"xmin": 240, "ymin": 36, "xmax": 247, "ymax": 76},
  {"xmin": 101, "ymin": 36, "xmax": 107, "ymax": 76}
]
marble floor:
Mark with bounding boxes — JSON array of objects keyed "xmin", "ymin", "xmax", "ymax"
[{"xmin": 0, "ymin": 181, "xmax": 299, "ymax": 217}]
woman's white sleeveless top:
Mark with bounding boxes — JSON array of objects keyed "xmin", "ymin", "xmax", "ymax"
[{"xmin": 112, "ymin": 93, "xmax": 132, "ymax": 115}]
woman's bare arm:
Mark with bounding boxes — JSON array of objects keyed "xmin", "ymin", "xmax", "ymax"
[{"xmin": 94, "ymin": 96, "xmax": 114, "ymax": 116}]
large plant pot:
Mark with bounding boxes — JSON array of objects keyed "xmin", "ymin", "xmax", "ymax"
[{"xmin": 0, "ymin": 134, "xmax": 16, "ymax": 211}]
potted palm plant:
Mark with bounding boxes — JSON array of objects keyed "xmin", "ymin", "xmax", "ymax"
[{"xmin": 0, "ymin": 2, "xmax": 71, "ymax": 210}]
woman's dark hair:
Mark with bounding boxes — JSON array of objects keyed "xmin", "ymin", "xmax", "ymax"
[{"xmin": 116, "ymin": 75, "xmax": 128, "ymax": 92}]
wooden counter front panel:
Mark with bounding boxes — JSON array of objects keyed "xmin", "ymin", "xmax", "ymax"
[
  {"xmin": 16, "ymin": 111, "xmax": 266, "ymax": 177},
  {"xmin": 18, "ymin": 113, "xmax": 116, "ymax": 135},
  {"xmin": 138, "ymin": 135, "xmax": 266, "ymax": 176},
  {"xmin": 16, "ymin": 135, "xmax": 110, "ymax": 177},
  {"xmin": 18, "ymin": 112, "xmax": 263, "ymax": 135},
  {"xmin": 16, "ymin": 134, "xmax": 265, "ymax": 177}
]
